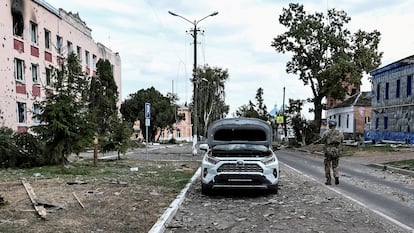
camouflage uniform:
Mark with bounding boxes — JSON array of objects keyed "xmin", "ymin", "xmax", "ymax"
[{"xmin": 320, "ymin": 121, "xmax": 344, "ymax": 185}]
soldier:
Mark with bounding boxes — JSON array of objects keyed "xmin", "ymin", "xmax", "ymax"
[{"xmin": 318, "ymin": 120, "xmax": 344, "ymax": 185}]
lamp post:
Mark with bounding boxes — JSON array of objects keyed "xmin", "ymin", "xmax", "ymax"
[{"xmin": 169, "ymin": 10, "xmax": 218, "ymax": 155}]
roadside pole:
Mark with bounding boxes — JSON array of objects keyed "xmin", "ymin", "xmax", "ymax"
[{"xmin": 145, "ymin": 102, "xmax": 151, "ymax": 160}]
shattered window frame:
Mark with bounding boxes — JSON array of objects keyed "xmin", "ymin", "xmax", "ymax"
[
  {"xmin": 46, "ymin": 67, "xmax": 52, "ymax": 86},
  {"xmin": 92, "ymin": 54, "xmax": 97, "ymax": 70},
  {"xmin": 12, "ymin": 10, "xmax": 24, "ymax": 37},
  {"xmin": 85, "ymin": 50, "xmax": 90, "ymax": 67},
  {"xmin": 67, "ymin": 40, "xmax": 73, "ymax": 55},
  {"xmin": 32, "ymin": 63, "xmax": 39, "ymax": 84},
  {"xmin": 77, "ymin": 46, "xmax": 82, "ymax": 61},
  {"xmin": 30, "ymin": 21, "xmax": 38, "ymax": 45},
  {"xmin": 17, "ymin": 101, "xmax": 27, "ymax": 124},
  {"xmin": 14, "ymin": 58, "xmax": 25, "ymax": 82},
  {"xmin": 56, "ymin": 35, "xmax": 63, "ymax": 55},
  {"xmin": 44, "ymin": 28, "xmax": 51, "ymax": 50},
  {"xmin": 33, "ymin": 103, "xmax": 41, "ymax": 124}
]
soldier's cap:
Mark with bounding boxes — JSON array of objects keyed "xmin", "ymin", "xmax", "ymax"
[{"xmin": 328, "ymin": 120, "xmax": 337, "ymax": 126}]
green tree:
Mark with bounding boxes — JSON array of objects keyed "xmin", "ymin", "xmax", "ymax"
[
  {"xmin": 255, "ymin": 88, "xmax": 269, "ymax": 121},
  {"xmin": 32, "ymin": 53, "xmax": 95, "ymax": 166},
  {"xmin": 90, "ymin": 59, "xmax": 119, "ymax": 135},
  {"xmin": 89, "ymin": 59, "xmax": 128, "ymax": 155},
  {"xmin": 120, "ymin": 87, "xmax": 181, "ymax": 142},
  {"xmin": 196, "ymin": 65, "xmax": 229, "ymax": 137},
  {"xmin": 271, "ymin": 3, "xmax": 382, "ymax": 131},
  {"xmin": 235, "ymin": 88, "xmax": 270, "ymax": 121},
  {"xmin": 0, "ymin": 127, "xmax": 19, "ymax": 167}
]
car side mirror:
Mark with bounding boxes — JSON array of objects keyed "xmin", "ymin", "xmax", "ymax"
[{"xmin": 272, "ymin": 145, "xmax": 281, "ymax": 150}]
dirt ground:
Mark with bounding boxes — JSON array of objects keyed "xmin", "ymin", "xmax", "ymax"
[
  {"xmin": 0, "ymin": 178, "xmax": 172, "ymax": 233},
  {"xmin": 0, "ymin": 147, "xmax": 200, "ymax": 233}
]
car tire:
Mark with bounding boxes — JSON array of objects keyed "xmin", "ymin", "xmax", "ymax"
[
  {"xmin": 201, "ymin": 182, "xmax": 212, "ymax": 195},
  {"xmin": 268, "ymin": 184, "xmax": 278, "ymax": 194}
]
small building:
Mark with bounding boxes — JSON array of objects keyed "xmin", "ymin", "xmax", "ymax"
[
  {"xmin": 326, "ymin": 92, "xmax": 372, "ymax": 140},
  {"xmin": 156, "ymin": 106, "xmax": 193, "ymax": 142},
  {"xmin": 365, "ymin": 55, "xmax": 414, "ymax": 144}
]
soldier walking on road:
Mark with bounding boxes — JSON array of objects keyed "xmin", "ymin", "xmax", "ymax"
[{"xmin": 317, "ymin": 120, "xmax": 344, "ymax": 185}]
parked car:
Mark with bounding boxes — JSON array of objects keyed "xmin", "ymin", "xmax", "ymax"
[{"xmin": 200, "ymin": 117, "xmax": 280, "ymax": 194}]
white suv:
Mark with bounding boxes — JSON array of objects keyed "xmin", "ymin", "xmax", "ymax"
[{"xmin": 200, "ymin": 118, "xmax": 280, "ymax": 194}]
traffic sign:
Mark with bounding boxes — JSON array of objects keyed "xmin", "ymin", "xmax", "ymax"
[{"xmin": 145, "ymin": 102, "xmax": 151, "ymax": 119}]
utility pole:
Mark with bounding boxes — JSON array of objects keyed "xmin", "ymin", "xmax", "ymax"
[
  {"xmin": 283, "ymin": 87, "xmax": 287, "ymax": 138},
  {"xmin": 168, "ymin": 10, "xmax": 218, "ymax": 155}
]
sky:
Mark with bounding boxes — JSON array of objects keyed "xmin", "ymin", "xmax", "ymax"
[{"xmin": 45, "ymin": 0, "xmax": 414, "ymax": 119}]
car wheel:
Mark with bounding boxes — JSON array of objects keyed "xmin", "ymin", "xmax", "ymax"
[
  {"xmin": 201, "ymin": 182, "xmax": 212, "ymax": 195},
  {"xmin": 268, "ymin": 184, "xmax": 278, "ymax": 194}
]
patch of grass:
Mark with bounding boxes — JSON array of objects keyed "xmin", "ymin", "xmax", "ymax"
[
  {"xmin": 341, "ymin": 144, "xmax": 402, "ymax": 157},
  {"xmin": 385, "ymin": 160, "xmax": 414, "ymax": 171}
]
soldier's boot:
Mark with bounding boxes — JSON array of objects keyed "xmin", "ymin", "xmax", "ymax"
[
  {"xmin": 335, "ymin": 177, "xmax": 339, "ymax": 185},
  {"xmin": 325, "ymin": 177, "xmax": 331, "ymax": 185}
]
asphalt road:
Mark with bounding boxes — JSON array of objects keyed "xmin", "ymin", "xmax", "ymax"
[{"xmin": 277, "ymin": 149, "xmax": 414, "ymax": 231}]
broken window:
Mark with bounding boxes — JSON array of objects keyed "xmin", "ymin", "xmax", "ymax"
[
  {"xmin": 12, "ymin": 0, "xmax": 24, "ymax": 37},
  {"xmin": 67, "ymin": 41, "xmax": 73, "ymax": 55},
  {"xmin": 17, "ymin": 101, "xmax": 26, "ymax": 123},
  {"xmin": 32, "ymin": 63, "xmax": 39, "ymax": 83},
  {"xmin": 85, "ymin": 50, "xmax": 90, "ymax": 67},
  {"xmin": 33, "ymin": 103, "xmax": 40, "ymax": 124},
  {"xmin": 384, "ymin": 116, "xmax": 388, "ymax": 130},
  {"xmin": 46, "ymin": 67, "xmax": 52, "ymax": 86},
  {"xmin": 92, "ymin": 54, "xmax": 97, "ymax": 70},
  {"xmin": 77, "ymin": 46, "xmax": 82, "ymax": 61},
  {"xmin": 407, "ymin": 75, "xmax": 412, "ymax": 96},
  {"xmin": 44, "ymin": 29, "xmax": 51, "ymax": 49},
  {"xmin": 14, "ymin": 58, "xmax": 25, "ymax": 82},
  {"xmin": 56, "ymin": 35, "xmax": 63, "ymax": 54},
  {"xmin": 30, "ymin": 21, "xmax": 38, "ymax": 44}
]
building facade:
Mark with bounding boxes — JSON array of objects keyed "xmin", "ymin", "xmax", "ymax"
[
  {"xmin": 1, "ymin": 0, "xmax": 121, "ymax": 132},
  {"xmin": 158, "ymin": 106, "xmax": 193, "ymax": 142},
  {"xmin": 326, "ymin": 92, "xmax": 372, "ymax": 140},
  {"xmin": 365, "ymin": 55, "xmax": 414, "ymax": 144}
]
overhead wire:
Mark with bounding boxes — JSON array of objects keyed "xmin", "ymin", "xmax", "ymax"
[{"xmin": 143, "ymin": 0, "xmax": 190, "ymax": 103}]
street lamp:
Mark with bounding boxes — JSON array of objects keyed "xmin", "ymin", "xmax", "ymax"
[{"xmin": 169, "ymin": 10, "xmax": 218, "ymax": 155}]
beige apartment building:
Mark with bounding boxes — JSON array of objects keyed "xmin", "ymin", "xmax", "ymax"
[{"xmin": 0, "ymin": 0, "xmax": 121, "ymax": 132}]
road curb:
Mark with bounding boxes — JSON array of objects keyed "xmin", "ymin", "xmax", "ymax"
[
  {"xmin": 148, "ymin": 167, "xmax": 201, "ymax": 233},
  {"xmin": 367, "ymin": 163, "xmax": 414, "ymax": 178}
]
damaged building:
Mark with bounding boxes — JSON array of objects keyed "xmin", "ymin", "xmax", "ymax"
[
  {"xmin": 0, "ymin": 0, "xmax": 121, "ymax": 132},
  {"xmin": 365, "ymin": 55, "xmax": 414, "ymax": 144}
]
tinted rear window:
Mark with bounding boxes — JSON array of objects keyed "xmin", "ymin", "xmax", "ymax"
[{"xmin": 213, "ymin": 129, "xmax": 267, "ymax": 141}]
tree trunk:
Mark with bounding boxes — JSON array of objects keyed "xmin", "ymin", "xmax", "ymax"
[{"xmin": 313, "ymin": 97, "xmax": 323, "ymax": 133}]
